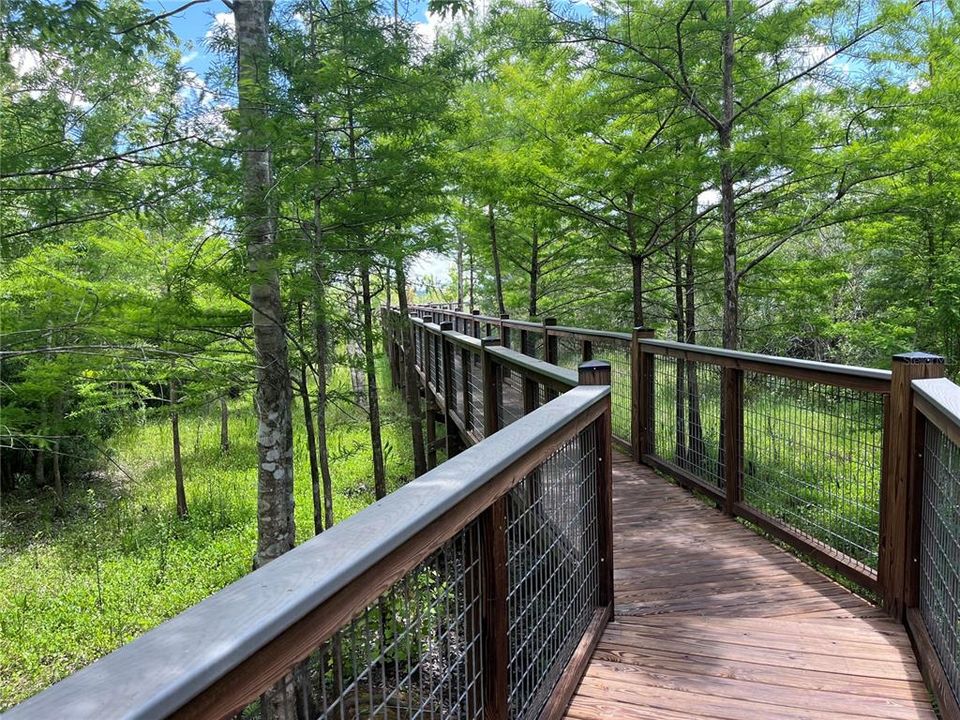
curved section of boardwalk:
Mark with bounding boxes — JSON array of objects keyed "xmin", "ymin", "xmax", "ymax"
[{"xmin": 565, "ymin": 456, "xmax": 935, "ymax": 720}]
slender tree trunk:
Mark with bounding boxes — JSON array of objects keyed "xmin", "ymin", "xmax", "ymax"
[
  {"xmin": 397, "ymin": 263, "xmax": 427, "ymax": 476},
  {"xmin": 219, "ymin": 396, "xmax": 229, "ymax": 453},
  {"xmin": 236, "ymin": 0, "xmax": 295, "ymax": 566},
  {"xmin": 237, "ymin": 2, "xmax": 297, "ymax": 716},
  {"xmin": 468, "ymin": 249, "xmax": 475, "ymax": 310},
  {"xmin": 52, "ymin": 396, "xmax": 64, "ymax": 514},
  {"xmin": 362, "ymin": 267, "xmax": 387, "ymax": 499},
  {"xmin": 170, "ymin": 379, "xmax": 187, "ymax": 518},
  {"xmin": 297, "ymin": 305, "xmax": 323, "ymax": 535},
  {"xmin": 673, "ymin": 225, "xmax": 687, "ymax": 468},
  {"xmin": 720, "ymin": 0, "xmax": 738, "ymax": 350},
  {"xmin": 487, "ymin": 203, "xmax": 506, "ymax": 316},
  {"xmin": 630, "ymin": 254, "xmax": 644, "ymax": 327},
  {"xmin": 457, "ymin": 231, "xmax": 464, "ymax": 308},
  {"xmin": 626, "ymin": 192, "xmax": 644, "ymax": 326},
  {"xmin": 685, "ymin": 201, "xmax": 704, "ymax": 466},
  {"xmin": 528, "ymin": 225, "xmax": 539, "ymax": 318},
  {"xmin": 308, "ymin": 4, "xmax": 334, "ymax": 531}
]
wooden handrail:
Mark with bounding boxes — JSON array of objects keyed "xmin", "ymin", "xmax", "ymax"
[{"xmin": 7, "ymin": 378, "xmax": 611, "ymax": 719}]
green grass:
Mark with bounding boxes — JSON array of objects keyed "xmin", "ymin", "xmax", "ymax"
[{"xmin": 0, "ymin": 364, "xmax": 414, "ymax": 710}]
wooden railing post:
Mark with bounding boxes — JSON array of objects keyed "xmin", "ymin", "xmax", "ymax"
[
  {"xmin": 481, "ymin": 336, "xmax": 501, "ymax": 437},
  {"xmin": 499, "ymin": 313, "xmax": 510, "ymax": 350},
  {"xmin": 631, "ymin": 327, "xmax": 655, "ymax": 463},
  {"xmin": 472, "ymin": 309, "xmax": 481, "ymax": 338},
  {"xmin": 582, "ymin": 339, "xmax": 593, "ymax": 362},
  {"xmin": 580, "ymin": 361, "xmax": 614, "ymax": 608},
  {"xmin": 543, "ymin": 317, "xmax": 558, "ymax": 364},
  {"xmin": 722, "ymin": 366, "xmax": 744, "ymax": 516},
  {"xmin": 479, "ymin": 496, "xmax": 509, "ymax": 720},
  {"xmin": 880, "ymin": 352, "xmax": 945, "ymax": 619}
]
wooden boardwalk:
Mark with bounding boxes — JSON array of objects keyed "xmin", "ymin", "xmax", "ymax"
[{"xmin": 564, "ymin": 456, "xmax": 936, "ymax": 720}]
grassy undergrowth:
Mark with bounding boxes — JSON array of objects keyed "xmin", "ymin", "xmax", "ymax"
[{"xmin": 0, "ymin": 365, "xmax": 413, "ymax": 709}]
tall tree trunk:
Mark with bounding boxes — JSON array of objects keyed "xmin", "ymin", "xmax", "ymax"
[
  {"xmin": 52, "ymin": 395, "xmax": 64, "ymax": 515},
  {"xmin": 236, "ymin": 0, "xmax": 295, "ymax": 567},
  {"xmin": 397, "ymin": 263, "xmax": 427, "ymax": 477},
  {"xmin": 685, "ymin": 202, "xmax": 704, "ymax": 466},
  {"xmin": 308, "ymin": 3, "xmax": 334, "ymax": 531},
  {"xmin": 630, "ymin": 254, "xmax": 644, "ymax": 327},
  {"xmin": 468, "ymin": 248, "xmax": 475, "ymax": 310},
  {"xmin": 219, "ymin": 396, "xmax": 229, "ymax": 453},
  {"xmin": 672, "ymin": 224, "xmax": 687, "ymax": 468},
  {"xmin": 487, "ymin": 203, "xmax": 506, "ymax": 315},
  {"xmin": 237, "ymin": 2, "xmax": 297, "ymax": 716},
  {"xmin": 457, "ymin": 231, "xmax": 464, "ymax": 308},
  {"xmin": 297, "ymin": 305, "xmax": 323, "ymax": 535},
  {"xmin": 170, "ymin": 379, "xmax": 187, "ymax": 518},
  {"xmin": 720, "ymin": 0, "xmax": 738, "ymax": 351},
  {"xmin": 626, "ymin": 192, "xmax": 643, "ymax": 326},
  {"xmin": 528, "ymin": 224, "xmax": 539, "ymax": 318},
  {"xmin": 362, "ymin": 267, "xmax": 387, "ymax": 499}
]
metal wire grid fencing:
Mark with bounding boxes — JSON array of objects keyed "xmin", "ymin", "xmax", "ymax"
[
  {"xmin": 433, "ymin": 334, "xmax": 445, "ymax": 392},
  {"xmin": 496, "ymin": 364, "xmax": 524, "ymax": 428},
  {"xmin": 651, "ymin": 355, "xmax": 725, "ymax": 488},
  {"xmin": 415, "ymin": 326, "xmax": 424, "ymax": 372},
  {"xmin": 451, "ymin": 347, "xmax": 464, "ymax": 421},
  {"xmin": 919, "ymin": 422, "xmax": 960, "ymax": 706},
  {"xmin": 238, "ymin": 522, "xmax": 485, "ymax": 720},
  {"xmin": 505, "ymin": 424, "xmax": 601, "ymax": 720},
  {"xmin": 589, "ymin": 339, "xmax": 631, "ymax": 446},
  {"xmin": 741, "ymin": 374, "xmax": 884, "ymax": 570},
  {"xmin": 466, "ymin": 349, "xmax": 484, "ymax": 436},
  {"xmin": 555, "ymin": 336, "xmax": 582, "ymax": 371}
]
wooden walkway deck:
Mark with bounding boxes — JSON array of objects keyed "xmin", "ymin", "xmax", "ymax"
[{"xmin": 564, "ymin": 455, "xmax": 936, "ymax": 720}]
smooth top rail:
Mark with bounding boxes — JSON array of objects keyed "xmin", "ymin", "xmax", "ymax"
[
  {"xmin": 6, "ymin": 386, "xmax": 610, "ymax": 720},
  {"xmin": 914, "ymin": 377, "xmax": 960, "ymax": 444},
  {"xmin": 640, "ymin": 338, "xmax": 892, "ymax": 387},
  {"xmin": 486, "ymin": 345, "xmax": 579, "ymax": 390}
]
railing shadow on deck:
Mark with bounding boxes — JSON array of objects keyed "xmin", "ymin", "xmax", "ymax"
[{"xmin": 398, "ymin": 303, "xmax": 960, "ymax": 720}]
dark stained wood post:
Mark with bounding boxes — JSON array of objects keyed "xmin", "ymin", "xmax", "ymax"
[
  {"xmin": 631, "ymin": 327, "xmax": 655, "ymax": 463},
  {"xmin": 479, "ymin": 496, "xmax": 509, "ymax": 720},
  {"xmin": 880, "ymin": 352, "xmax": 945, "ymax": 619},
  {"xmin": 481, "ymin": 337, "xmax": 501, "ymax": 438},
  {"xmin": 543, "ymin": 317, "xmax": 558, "ymax": 364},
  {"xmin": 472, "ymin": 309, "xmax": 481, "ymax": 339},
  {"xmin": 582, "ymin": 339, "xmax": 593, "ymax": 362},
  {"xmin": 722, "ymin": 366, "xmax": 744, "ymax": 516},
  {"xmin": 499, "ymin": 314, "xmax": 511, "ymax": 350},
  {"xmin": 580, "ymin": 361, "xmax": 614, "ymax": 608}
]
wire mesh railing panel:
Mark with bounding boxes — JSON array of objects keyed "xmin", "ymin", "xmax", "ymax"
[
  {"xmin": 434, "ymin": 335, "xmax": 445, "ymax": 392},
  {"xmin": 235, "ymin": 522, "xmax": 484, "ymax": 720},
  {"xmin": 555, "ymin": 337, "xmax": 581, "ymax": 371},
  {"xmin": 590, "ymin": 339, "xmax": 631, "ymax": 446},
  {"xmin": 741, "ymin": 374, "xmax": 884, "ymax": 570},
  {"xmin": 452, "ymin": 348, "xmax": 464, "ymax": 419},
  {"xmin": 920, "ymin": 421, "xmax": 960, "ymax": 707},
  {"xmin": 497, "ymin": 365, "xmax": 524, "ymax": 428},
  {"xmin": 651, "ymin": 355, "xmax": 724, "ymax": 488},
  {"xmin": 466, "ymin": 349, "xmax": 484, "ymax": 436},
  {"xmin": 506, "ymin": 424, "xmax": 600, "ymax": 720},
  {"xmin": 415, "ymin": 327, "xmax": 424, "ymax": 373}
]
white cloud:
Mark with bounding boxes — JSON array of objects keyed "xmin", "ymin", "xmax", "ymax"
[
  {"xmin": 410, "ymin": 251, "xmax": 455, "ymax": 288},
  {"xmin": 10, "ymin": 47, "xmax": 41, "ymax": 77},
  {"xmin": 206, "ymin": 11, "xmax": 235, "ymax": 39}
]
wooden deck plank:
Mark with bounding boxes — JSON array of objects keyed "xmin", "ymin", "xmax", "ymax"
[{"xmin": 563, "ymin": 455, "xmax": 935, "ymax": 719}]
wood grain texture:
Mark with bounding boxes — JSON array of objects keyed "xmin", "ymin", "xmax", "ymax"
[{"xmin": 563, "ymin": 455, "xmax": 936, "ymax": 720}]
